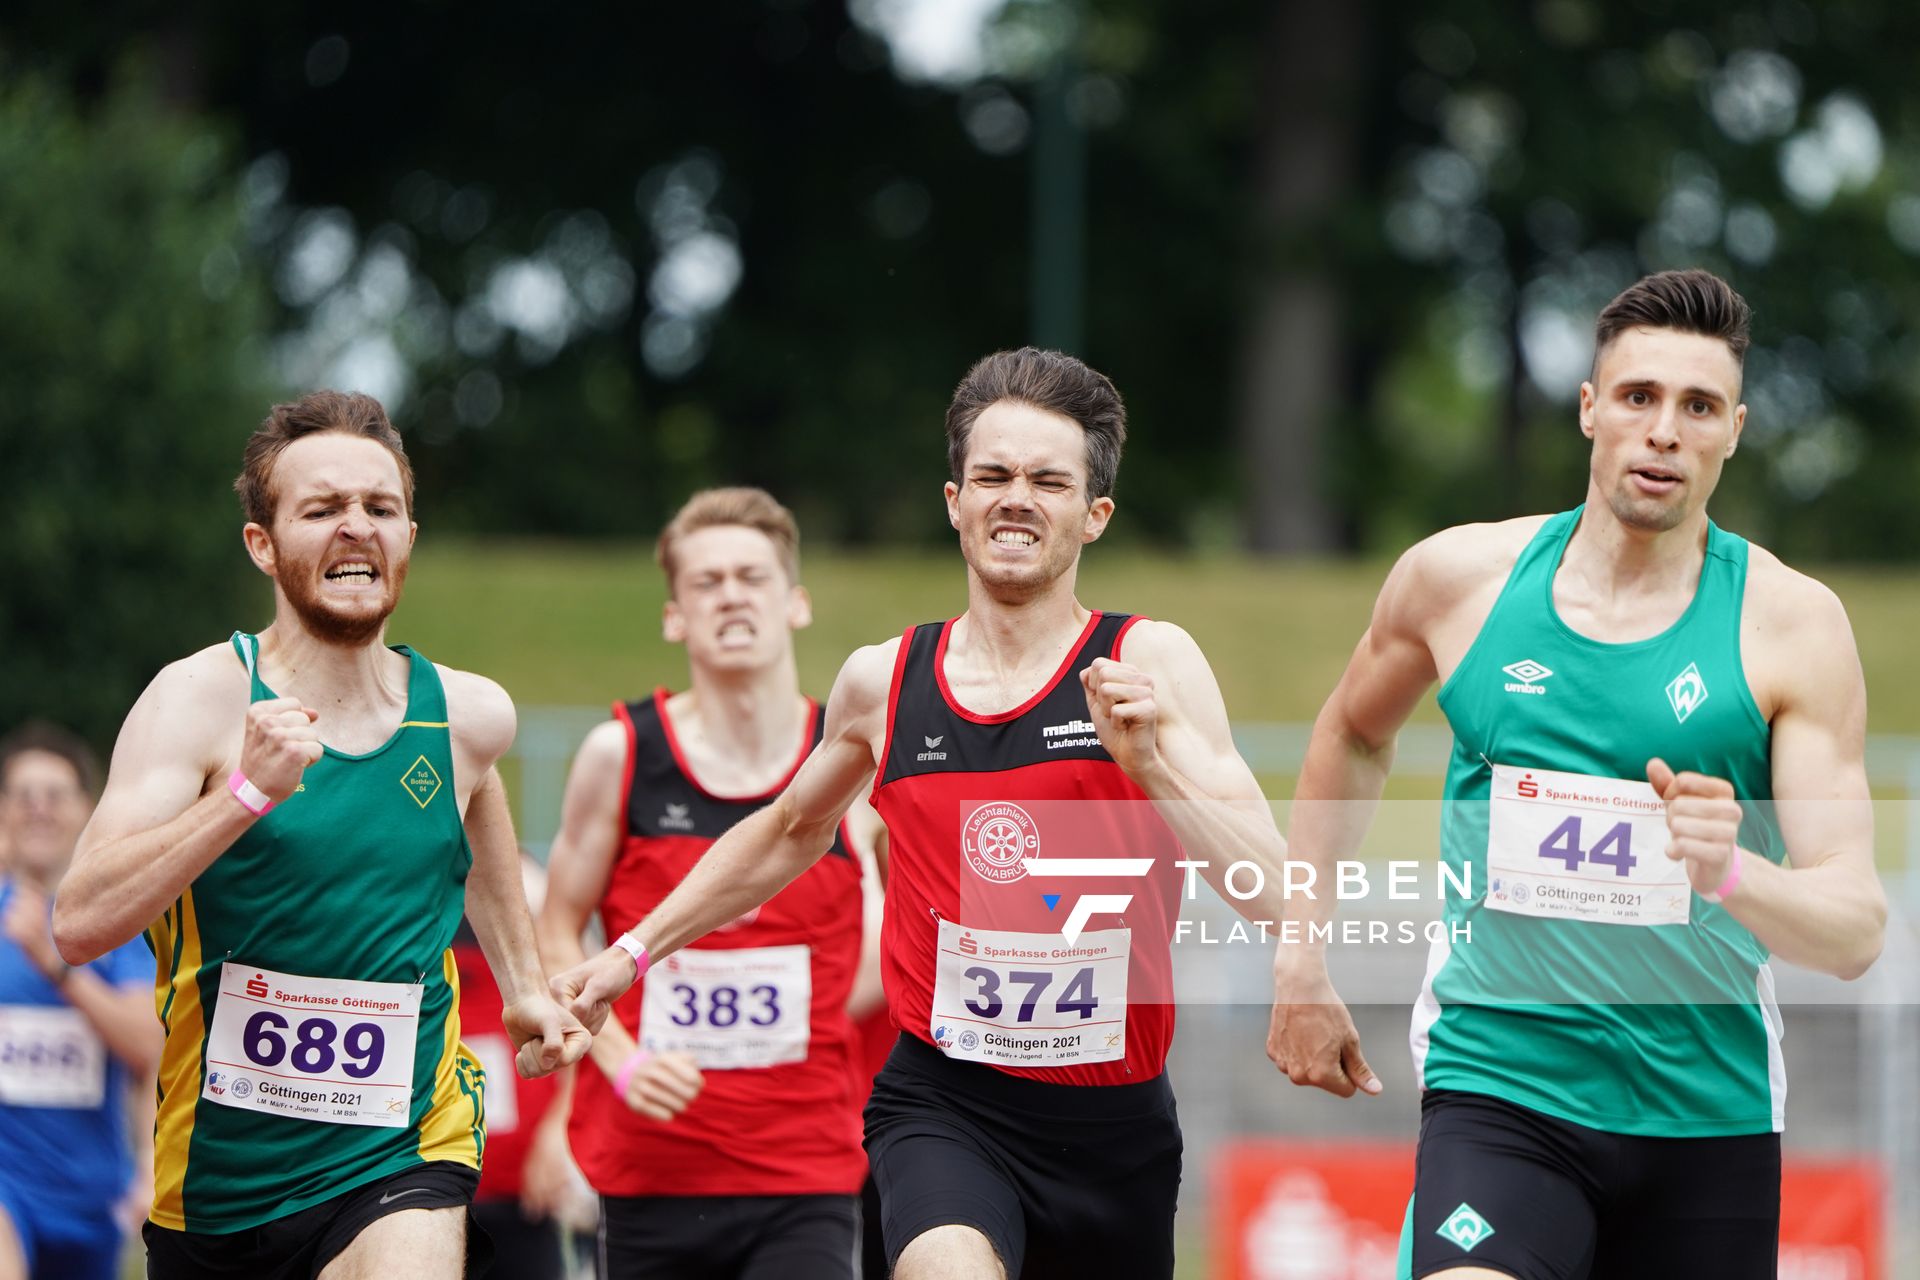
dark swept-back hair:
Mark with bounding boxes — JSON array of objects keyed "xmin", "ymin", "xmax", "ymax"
[
  {"xmin": 1594, "ymin": 269, "xmax": 1752, "ymax": 366},
  {"xmin": 0, "ymin": 721, "xmax": 101, "ymax": 797},
  {"xmin": 944, "ymin": 348, "xmax": 1128, "ymax": 499},
  {"xmin": 234, "ymin": 390, "xmax": 415, "ymax": 527}
]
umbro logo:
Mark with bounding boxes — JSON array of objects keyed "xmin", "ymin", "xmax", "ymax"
[
  {"xmin": 917, "ymin": 734, "xmax": 948, "ymax": 763},
  {"xmin": 659, "ymin": 802, "xmax": 695, "ymax": 831},
  {"xmin": 1666, "ymin": 662, "xmax": 1708, "ymax": 723},
  {"xmin": 1502, "ymin": 659, "xmax": 1552, "ymax": 696}
]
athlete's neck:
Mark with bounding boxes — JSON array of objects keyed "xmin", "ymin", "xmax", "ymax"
[
  {"xmin": 670, "ymin": 656, "xmax": 810, "ymax": 792},
  {"xmin": 253, "ymin": 620, "xmax": 408, "ymax": 717},
  {"xmin": 1564, "ymin": 493, "xmax": 1711, "ymax": 595},
  {"xmin": 950, "ymin": 572, "xmax": 1091, "ymax": 703}
]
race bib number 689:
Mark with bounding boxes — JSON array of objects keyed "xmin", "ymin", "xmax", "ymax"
[{"xmin": 202, "ymin": 963, "xmax": 421, "ymax": 1128}]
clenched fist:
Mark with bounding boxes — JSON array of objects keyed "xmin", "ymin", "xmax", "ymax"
[
  {"xmin": 240, "ymin": 697, "xmax": 324, "ymax": 803},
  {"xmin": 1647, "ymin": 758, "xmax": 1744, "ymax": 900},
  {"xmin": 1081, "ymin": 657, "xmax": 1160, "ymax": 777}
]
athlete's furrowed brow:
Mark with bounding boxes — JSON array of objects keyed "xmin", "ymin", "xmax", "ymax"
[{"xmin": 294, "ymin": 487, "xmax": 405, "ymax": 508}]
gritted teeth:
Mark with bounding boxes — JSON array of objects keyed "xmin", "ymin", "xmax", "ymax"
[
  {"xmin": 992, "ymin": 529, "xmax": 1038, "ymax": 546},
  {"xmin": 325, "ymin": 561, "xmax": 377, "ymax": 581}
]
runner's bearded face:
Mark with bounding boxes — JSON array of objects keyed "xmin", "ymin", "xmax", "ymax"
[
  {"xmin": 1581, "ymin": 325, "xmax": 1746, "ymax": 534},
  {"xmin": 663, "ymin": 523, "xmax": 809, "ymax": 671},
  {"xmin": 0, "ymin": 752, "xmax": 92, "ymax": 880},
  {"xmin": 945, "ymin": 400, "xmax": 1111, "ymax": 595},
  {"xmin": 258, "ymin": 433, "xmax": 415, "ymax": 646}
]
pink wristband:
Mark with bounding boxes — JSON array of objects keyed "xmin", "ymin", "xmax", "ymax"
[
  {"xmin": 613, "ymin": 1048, "xmax": 652, "ymax": 1099},
  {"xmin": 612, "ymin": 931, "xmax": 651, "ymax": 980},
  {"xmin": 1707, "ymin": 849, "xmax": 1744, "ymax": 904},
  {"xmin": 227, "ymin": 769, "xmax": 275, "ymax": 816}
]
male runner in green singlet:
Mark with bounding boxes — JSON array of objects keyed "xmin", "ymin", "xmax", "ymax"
[
  {"xmin": 1272, "ymin": 270, "xmax": 1886, "ymax": 1279},
  {"xmin": 53, "ymin": 391, "xmax": 590, "ymax": 1280}
]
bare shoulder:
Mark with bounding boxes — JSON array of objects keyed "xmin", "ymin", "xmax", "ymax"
[
  {"xmin": 1400, "ymin": 516, "xmax": 1551, "ymax": 599},
  {"xmin": 571, "ymin": 717, "xmax": 628, "ymax": 777},
  {"xmin": 140, "ymin": 641, "xmax": 251, "ymax": 737},
  {"xmin": 1112, "ymin": 618, "xmax": 1207, "ymax": 671},
  {"xmin": 99, "ymin": 642, "xmax": 249, "ymax": 786},
  {"xmin": 437, "ymin": 665, "xmax": 517, "ymax": 762},
  {"xmin": 833, "ymin": 637, "xmax": 903, "ymax": 714},
  {"xmin": 1742, "ymin": 546, "xmax": 1860, "ymax": 698}
]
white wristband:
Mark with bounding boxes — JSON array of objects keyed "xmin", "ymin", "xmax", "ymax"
[{"xmin": 612, "ymin": 931, "xmax": 650, "ymax": 980}]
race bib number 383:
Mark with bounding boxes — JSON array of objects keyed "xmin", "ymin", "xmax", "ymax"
[
  {"xmin": 929, "ymin": 919, "xmax": 1129, "ymax": 1068},
  {"xmin": 639, "ymin": 945, "xmax": 811, "ymax": 1069},
  {"xmin": 202, "ymin": 963, "xmax": 421, "ymax": 1128},
  {"xmin": 1486, "ymin": 763, "xmax": 1691, "ymax": 926}
]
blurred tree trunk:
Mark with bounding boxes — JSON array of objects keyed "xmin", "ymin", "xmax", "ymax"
[{"xmin": 1237, "ymin": 0, "xmax": 1370, "ymax": 553}]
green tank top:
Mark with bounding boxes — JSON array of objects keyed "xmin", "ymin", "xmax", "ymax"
[
  {"xmin": 1417, "ymin": 508, "xmax": 1784, "ymax": 1137},
  {"xmin": 146, "ymin": 633, "xmax": 486, "ymax": 1233}
]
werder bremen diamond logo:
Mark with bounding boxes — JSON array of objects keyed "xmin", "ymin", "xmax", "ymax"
[
  {"xmin": 400, "ymin": 755, "xmax": 443, "ymax": 808},
  {"xmin": 1436, "ymin": 1203, "xmax": 1495, "ymax": 1252}
]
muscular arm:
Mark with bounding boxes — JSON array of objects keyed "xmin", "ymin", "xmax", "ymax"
[
  {"xmin": 1284, "ymin": 540, "xmax": 1451, "ymax": 946},
  {"xmin": 1667, "ymin": 577, "xmax": 1885, "ymax": 978},
  {"xmin": 844, "ymin": 801, "xmax": 889, "ymax": 1021},
  {"xmin": 450, "ymin": 672, "xmax": 589, "ymax": 1075},
  {"xmin": 553, "ymin": 642, "xmax": 894, "ymax": 1030},
  {"xmin": 534, "ymin": 719, "xmax": 639, "ymax": 1077},
  {"xmin": 1090, "ymin": 621, "xmax": 1291, "ymax": 922},
  {"xmin": 1270, "ymin": 529, "xmax": 1510, "ymax": 1096},
  {"xmin": 55, "ymin": 651, "xmax": 295, "ymax": 964}
]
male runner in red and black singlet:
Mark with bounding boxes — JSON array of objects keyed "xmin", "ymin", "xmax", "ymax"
[
  {"xmin": 554, "ymin": 351, "xmax": 1315, "ymax": 1280},
  {"xmin": 538, "ymin": 488, "xmax": 885, "ymax": 1280}
]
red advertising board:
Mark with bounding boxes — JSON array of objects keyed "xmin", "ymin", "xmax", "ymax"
[{"xmin": 1214, "ymin": 1142, "xmax": 1883, "ymax": 1279}]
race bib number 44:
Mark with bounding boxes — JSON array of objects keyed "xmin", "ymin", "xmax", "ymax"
[
  {"xmin": 1486, "ymin": 763, "xmax": 1691, "ymax": 926},
  {"xmin": 203, "ymin": 963, "xmax": 421, "ymax": 1128},
  {"xmin": 929, "ymin": 919, "xmax": 1128, "ymax": 1068},
  {"xmin": 639, "ymin": 945, "xmax": 811, "ymax": 1069},
  {"xmin": 0, "ymin": 1006, "xmax": 106, "ymax": 1108}
]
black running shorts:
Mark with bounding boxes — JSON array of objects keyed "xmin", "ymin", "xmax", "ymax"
[
  {"xmin": 863, "ymin": 1033, "xmax": 1183, "ymax": 1279},
  {"xmin": 144, "ymin": 1161, "xmax": 485, "ymax": 1280},
  {"xmin": 1408, "ymin": 1088, "xmax": 1780, "ymax": 1279},
  {"xmin": 596, "ymin": 1192, "xmax": 859, "ymax": 1280}
]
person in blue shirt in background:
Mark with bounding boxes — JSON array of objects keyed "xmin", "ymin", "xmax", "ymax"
[{"xmin": 0, "ymin": 723, "xmax": 160, "ymax": 1280}]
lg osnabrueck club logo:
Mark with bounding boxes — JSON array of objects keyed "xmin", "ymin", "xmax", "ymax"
[{"xmin": 964, "ymin": 801, "xmax": 1151, "ymax": 945}]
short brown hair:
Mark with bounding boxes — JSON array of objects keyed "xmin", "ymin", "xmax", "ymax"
[
  {"xmin": 0, "ymin": 721, "xmax": 101, "ymax": 797},
  {"xmin": 946, "ymin": 348, "xmax": 1127, "ymax": 499},
  {"xmin": 1594, "ymin": 269, "xmax": 1752, "ymax": 366},
  {"xmin": 234, "ymin": 391, "xmax": 415, "ymax": 527},
  {"xmin": 656, "ymin": 487, "xmax": 801, "ymax": 594}
]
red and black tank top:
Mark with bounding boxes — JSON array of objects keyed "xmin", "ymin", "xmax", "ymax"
[
  {"xmin": 871, "ymin": 612, "xmax": 1184, "ymax": 1085},
  {"xmin": 567, "ymin": 690, "xmax": 867, "ymax": 1198}
]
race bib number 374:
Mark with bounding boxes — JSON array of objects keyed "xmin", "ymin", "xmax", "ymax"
[
  {"xmin": 929, "ymin": 919, "xmax": 1129, "ymax": 1068},
  {"xmin": 202, "ymin": 963, "xmax": 421, "ymax": 1128}
]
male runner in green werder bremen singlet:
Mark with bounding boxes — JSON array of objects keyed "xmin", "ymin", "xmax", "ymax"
[
  {"xmin": 52, "ymin": 391, "xmax": 590, "ymax": 1279},
  {"xmin": 1268, "ymin": 271, "xmax": 1887, "ymax": 1279}
]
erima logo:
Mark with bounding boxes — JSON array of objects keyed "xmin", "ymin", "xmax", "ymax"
[
  {"xmin": 917, "ymin": 734, "xmax": 947, "ymax": 762},
  {"xmin": 1436, "ymin": 1203, "xmax": 1495, "ymax": 1251},
  {"xmin": 1502, "ymin": 659, "xmax": 1552, "ymax": 695},
  {"xmin": 659, "ymin": 802, "xmax": 694, "ymax": 831},
  {"xmin": 1041, "ymin": 718, "xmax": 1099, "ymax": 750},
  {"xmin": 1666, "ymin": 662, "xmax": 1709, "ymax": 723},
  {"xmin": 1022, "ymin": 856, "xmax": 1153, "ymax": 945}
]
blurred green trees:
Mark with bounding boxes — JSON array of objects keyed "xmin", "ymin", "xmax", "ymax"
[{"xmin": 0, "ymin": 78, "xmax": 269, "ymax": 746}]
